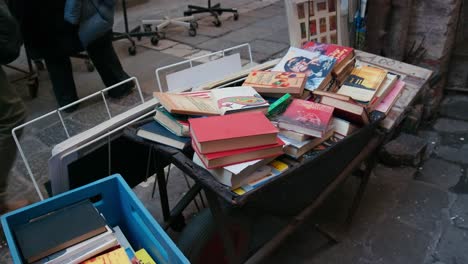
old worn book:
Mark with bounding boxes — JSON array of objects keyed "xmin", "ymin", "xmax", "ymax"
[
  {"xmin": 312, "ymin": 90, "xmax": 353, "ymax": 102},
  {"xmin": 233, "ymin": 159, "xmax": 289, "ymax": 195},
  {"xmin": 320, "ymin": 95, "xmax": 369, "ymax": 125},
  {"xmin": 192, "ymin": 138, "xmax": 284, "ymax": 169},
  {"xmin": 211, "ymin": 86, "xmax": 269, "ymax": 115},
  {"xmin": 154, "ymin": 106, "xmax": 190, "ymax": 137},
  {"xmin": 337, "ymin": 66, "xmax": 388, "ymax": 103},
  {"xmin": 375, "ymin": 80, "xmax": 406, "ymax": 115},
  {"xmin": 279, "ymin": 129, "xmax": 334, "ymax": 159},
  {"xmin": 14, "ymin": 200, "xmax": 107, "ymax": 263},
  {"xmin": 330, "ymin": 117, "xmax": 358, "ymax": 137},
  {"xmin": 279, "ymin": 128, "xmax": 310, "ymax": 142},
  {"xmin": 154, "ymin": 92, "xmax": 219, "ymax": 116},
  {"xmin": 193, "ymin": 154, "xmax": 274, "ymax": 189},
  {"xmin": 278, "ymin": 99, "xmax": 334, "ymax": 138},
  {"xmin": 243, "ymin": 71, "xmax": 306, "ymax": 96},
  {"xmin": 273, "ymin": 47, "xmax": 336, "ymax": 91},
  {"xmin": 189, "ymin": 111, "xmax": 278, "ymax": 154},
  {"xmin": 367, "ymin": 73, "xmax": 399, "ymax": 111},
  {"xmin": 137, "ymin": 121, "xmax": 190, "ymax": 150}
]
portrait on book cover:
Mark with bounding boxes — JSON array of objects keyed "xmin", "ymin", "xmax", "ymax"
[{"xmin": 283, "ymin": 52, "xmax": 333, "ymax": 90}]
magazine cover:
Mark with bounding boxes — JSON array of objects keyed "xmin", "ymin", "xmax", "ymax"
[{"xmin": 273, "ymin": 47, "xmax": 336, "ymax": 91}]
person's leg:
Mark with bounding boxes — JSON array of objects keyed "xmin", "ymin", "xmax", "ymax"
[
  {"xmin": 86, "ymin": 31, "xmax": 133, "ymax": 98},
  {"xmin": 43, "ymin": 54, "xmax": 79, "ymax": 109},
  {"xmin": 0, "ymin": 67, "xmax": 29, "ymax": 213}
]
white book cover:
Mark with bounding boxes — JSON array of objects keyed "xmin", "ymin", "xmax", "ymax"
[
  {"xmin": 273, "ymin": 47, "xmax": 336, "ymax": 91},
  {"xmin": 210, "ymin": 86, "xmax": 269, "ymax": 115}
]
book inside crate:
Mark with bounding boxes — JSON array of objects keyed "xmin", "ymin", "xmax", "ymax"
[{"xmin": 138, "ymin": 41, "xmax": 407, "ymax": 196}]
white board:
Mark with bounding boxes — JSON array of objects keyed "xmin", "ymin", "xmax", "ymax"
[{"xmin": 166, "ymin": 53, "xmax": 242, "ymax": 92}]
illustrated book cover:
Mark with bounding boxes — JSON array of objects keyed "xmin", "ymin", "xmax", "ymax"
[
  {"xmin": 272, "ymin": 47, "xmax": 336, "ymax": 91},
  {"xmin": 337, "ymin": 66, "xmax": 388, "ymax": 103},
  {"xmin": 278, "ymin": 99, "xmax": 334, "ymax": 138},
  {"xmin": 243, "ymin": 71, "xmax": 306, "ymax": 95},
  {"xmin": 210, "ymin": 86, "xmax": 270, "ymax": 115}
]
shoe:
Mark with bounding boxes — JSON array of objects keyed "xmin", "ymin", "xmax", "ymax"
[
  {"xmin": 108, "ymin": 81, "xmax": 135, "ymax": 99},
  {"xmin": 0, "ymin": 199, "xmax": 31, "ymax": 214}
]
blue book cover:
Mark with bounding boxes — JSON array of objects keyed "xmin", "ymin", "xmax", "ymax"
[{"xmin": 137, "ymin": 121, "xmax": 190, "ymax": 150}]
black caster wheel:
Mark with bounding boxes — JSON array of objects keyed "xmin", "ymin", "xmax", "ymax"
[
  {"xmin": 190, "ymin": 21, "xmax": 198, "ymax": 29},
  {"xmin": 85, "ymin": 60, "xmax": 95, "ymax": 72},
  {"xmin": 188, "ymin": 28, "xmax": 197, "ymax": 37},
  {"xmin": 213, "ymin": 18, "xmax": 221, "ymax": 27},
  {"xmin": 151, "ymin": 36, "xmax": 159, "ymax": 46},
  {"xmin": 234, "ymin": 13, "xmax": 239, "ymax": 21},
  {"xmin": 128, "ymin": 46, "xmax": 137, "ymax": 56},
  {"xmin": 143, "ymin": 24, "xmax": 152, "ymax": 32}
]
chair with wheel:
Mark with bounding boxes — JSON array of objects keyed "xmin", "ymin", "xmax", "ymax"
[{"xmin": 184, "ymin": 0, "xmax": 239, "ymax": 27}]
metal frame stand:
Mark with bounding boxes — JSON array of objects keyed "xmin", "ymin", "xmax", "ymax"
[
  {"xmin": 184, "ymin": 0, "xmax": 239, "ymax": 27},
  {"xmin": 113, "ymin": 0, "xmax": 159, "ymax": 55}
]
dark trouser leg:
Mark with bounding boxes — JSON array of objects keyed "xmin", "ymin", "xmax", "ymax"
[
  {"xmin": 0, "ymin": 67, "xmax": 26, "ymax": 203},
  {"xmin": 44, "ymin": 55, "xmax": 79, "ymax": 107},
  {"xmin": 86, "ymin": 31, "xmax": 130, "ymax": 87}
]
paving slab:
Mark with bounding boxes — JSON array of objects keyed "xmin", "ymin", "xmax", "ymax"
[
  {"xmin": 368, "ymin": 218, "xmax": 432, "ymax": 264},
  {"xmin": 417, "ymin": 130, "xmax": 441, "ymax": 159},
  {"xmin": 433, "ymin": 225, "xmax": 468, "ymax": 264},
  {"xmin": 416, "ymin": 158, "xmax": 462, "ymax": 190},
  {"xmin": 392, "ymin": 181, "xmax": 449, "ymax": 232},
  {"xmin": 435, "ymin": 144, "xmax": 468, "ymax": 165},
  {"xmin": 449, "ymin": 194, "xmax": 468, "ymax": 229},
  {"xmin": 195, "ymin": 38, "xmax": 240, "ymax": 52},
  {"xmin": 433, "ymin": 118, "xmax": 468, "ymax": 133},
  {"xmin": 220, "ymin": 26, "xmax": 273, "ymax": 44},
  {"xmin": 439, "ymin": 95, "xmax": 468, "ymax": 121},
  {"xmin": 260, "ymin": 28, "xmax": 291, "ymax": 44},
  {"xmin": 249, "ymin": 39, "xmax": 289, "ymax": 55},
  {"xmin": 379, "ymin": 133, "xmax": 427, "ymax": 167}
]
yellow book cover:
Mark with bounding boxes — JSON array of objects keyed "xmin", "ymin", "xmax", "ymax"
[
  {"xmin": 268, "ymin": 160, "xmax": 289, "ymax": 172},
  {"xmin": 82, "ymin": 247, "xmax": 131, "ymax": 264},
  {"xmin": 337, "ymin": 66, "xmax": 387, "ymax": 103},
  {"xmin": 135, "ymin": 249, "xmax": 157, "ymax": 264}
]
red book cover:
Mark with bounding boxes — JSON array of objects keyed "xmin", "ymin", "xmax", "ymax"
[
  {"xmin": 189, "ymin": 111, "xmax": 278, "ymax": 143},
  {"xmin": 278, "ymin": 99, "xmax": 334, "ymax": 137},
  {"xmin": 193, "ymin": 138, "xmax": 284, "ymax": 169},
  {"xmin": 302, "ymin": 41, "xmax": 354, "ymax": 64}
]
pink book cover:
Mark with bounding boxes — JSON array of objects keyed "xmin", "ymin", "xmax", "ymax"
[{"xmin": 375, "ymin": 80, "xmax": 405, "ymax": 114}]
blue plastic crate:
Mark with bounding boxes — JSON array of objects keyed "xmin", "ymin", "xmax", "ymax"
[{"xmin": 1, "ymin": 174, "xmax": 189, "ymax": 264}]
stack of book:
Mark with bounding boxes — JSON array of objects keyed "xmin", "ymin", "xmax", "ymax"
[
  {"xmin": 302, "ymin": 41, "xmax": 355, "ymax": 88},
  {"xmin": 13, "ymin": 200, "xmax": 156, "ymax": 264},
  {"xmin": 189, "ymin": 111, "xmax": 284, "ymax": 169}
]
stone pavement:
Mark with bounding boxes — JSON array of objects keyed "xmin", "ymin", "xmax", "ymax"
[{"xmin": 2, "ymin": 0, "xmax": 468, "ymax": 263}]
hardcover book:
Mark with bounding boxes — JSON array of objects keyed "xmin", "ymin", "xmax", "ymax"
[
  {"xmin": 278, "ymin": 99, "xmax": 334, "ymax": 138},
  {"xmin": 375, "ymin": 80, "xmax": 406, "ymax": 115},
  {"xmin": 14, "ymin": 200, "xmax": 107, "ymax": 263},
  {"xmin": 189, "ymin": 111, "xmax": 279, "ymax": 154},
  {"xmin": 279, "ymin": 129, "xmax": 334, "ymax": 159},
  {"xmin": 320, "ymin": 95, "xmax": 369, "ymax": 125},
  {"xmin": 154, "ymin": 106, "xmax": 190, "ymax": 137},
  {"xmin": 192, "ymin": 138, "xmax": 284, "ymax": 169},
  {"xmin": 337, "ymin": 66, "xmax": 388, "ymax": 103},
  {"xmin": 193, "ymin": 154, "xmax": 274, "ymax": 189},
  {"xmin": 272, "ymin": 47, "xmax": 336, "ymax": 91},
  {"xmin": 137, "ymin": 121, "xmax": 190, "ymax": 150},
  {"xmin": 367, "ymin": 73, "xmax": 399, "ymax": 110},
  {"xmin": 211, "ymin": 86, "xmax": 270, "ymax": 115},
  {"xmin": 243, "ymin": 71, "xmax": 306, "ymax": 95}
]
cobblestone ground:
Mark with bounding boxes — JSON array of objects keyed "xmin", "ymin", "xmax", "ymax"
[{"xmin": 2, "ymin": 0, "xmax": 468, "ymax": 263}]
